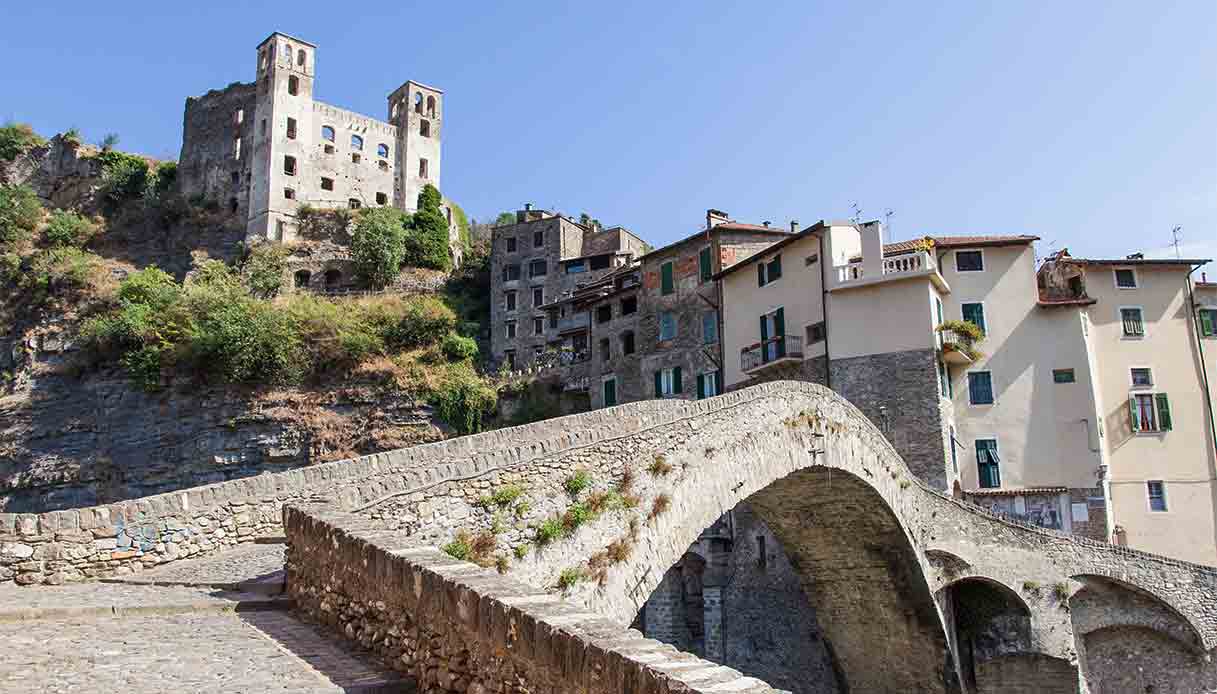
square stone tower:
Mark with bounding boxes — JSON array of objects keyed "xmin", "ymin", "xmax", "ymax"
[{"xmin": 387, "ymin": 81, "xmax": 442, "ymax": 212}]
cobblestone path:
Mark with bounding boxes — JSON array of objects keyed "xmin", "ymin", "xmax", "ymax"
[{"xmin": 0, "ymin": 543, "xmax": 411, "ymax": 693}]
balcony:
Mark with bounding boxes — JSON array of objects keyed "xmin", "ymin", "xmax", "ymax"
[
  {"xmin": 832, "ymin": 249, "xmax": 949, "ymax": 292},
  {"xmin": 936, "ymin": 321, "xmax": 985, "ymax": 365},
  {"xmin": 741, "ymin": 334, "xmax": 804, "ymax": 373},
  {"xmin": 564, "ymin": 376, "xmax": 590, "ymax": 392},
  {"xmin": 556, "ymin": 312, "xmax": 590, "ymax": 334}
]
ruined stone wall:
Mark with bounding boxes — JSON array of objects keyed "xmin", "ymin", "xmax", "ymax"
[
  {"xmin": 178, "ymin": 82, "xmax": 257, "ymax": 215},
  {"xmin": 283, "ymin": 504, "xmax": 782, "ymax": 693}
]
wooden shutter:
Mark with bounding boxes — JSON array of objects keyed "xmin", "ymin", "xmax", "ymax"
[
  {"xmin": 654, "ymin": 371, "xmax": 662, "ymax": 397},
  {"xmin": 1155, "ymin": 394, "xmax": 1172, "ymax": 431},
  {"xmin": 759, "ymin": 315, "xmax": 769, "ymax": 343},
  {"xmin": 758, "ymin": 263, "xmax": 766, "ymax": 287},
  {"xmin": 1201, "ymin": 309, "xmax": 1216, "ymax": 337},
  {"xmin": 673, "ymin": 367, "xmax": 682, "ymax": 393},
  {"xmin": 1128, "ymin": 395, "xmax": 1140, "ymax": 433},
  {"xmin": 661, "ymin": 262, "xmax": 674, "ymax": 295},
  {"xmin": 775, "ymin": 308, "xmax": 786, "ymax": 357},
  {"xmin": 770, "ymin": 255, "xmax": 782, "ymax": 280},
  {"xmin": 697, "ymin": 373, "xmax": 706, "ymax": 399},
  {"xmin": 699, "ymin": 247, "xmax": 712, "ymax": 282}
]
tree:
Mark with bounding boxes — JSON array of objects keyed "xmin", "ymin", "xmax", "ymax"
[
  {"xmin": 0, "ymin": 184, "xmax": 43, "ymax": 248},
  {"xmin": 403, "ymin": 184, "xmax": 451, "ymax": 271},
  {"xmin": 241, "ymin": 242, "xmax": 289, "ymax": 299},
  {"xmin": 494, "ymin": 212, "xmax": 516, "ymax": 226},
  {"xmin": 351, "ymin": 208, "xmax": 408, "ymax": 287}
]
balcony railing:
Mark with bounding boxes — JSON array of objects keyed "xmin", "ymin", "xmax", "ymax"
[
  {"xmin": 556, "ymin": 312, "xmax": 590, "ymax": 333},
  {"xmin": 741, "ymin": 334, "xmax": 804, "ymax": 373},
  {"xmin": 833, "ymin": 249, "xmax": 939, "ymax": 287}
]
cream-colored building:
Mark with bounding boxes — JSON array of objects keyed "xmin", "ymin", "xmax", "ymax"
[{"xmin": 719, "ymin": 221, "xmax": 1217, "ymax": 564}]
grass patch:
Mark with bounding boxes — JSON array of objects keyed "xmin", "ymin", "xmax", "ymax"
[
  {"xmin": 648, "ymin": 455, "xmax": 673, "ymax": 476},
  {"xmin": 558, "ymin": 567, "xmax": 583, "ymax": 590},
  {"xmin": 564, "ymin": 470, "xmax": 591, "ymax": 497},
  {"xmin": 513, "ymin": 543, "xmax": 530, "ymax": 559},
  {"xmin": 535, "ymin": 517, "xmax": 563, "ymax": 546},
  {"xmin": 562, "ymin": 503, "xmax": 594, "ymax": 535},
  {"xmin": 442, "ymin": 532, "xmax": 472, "ymax": 561}
]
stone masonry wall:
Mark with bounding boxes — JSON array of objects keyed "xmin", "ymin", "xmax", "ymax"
[
  {"xmin": 283, "ymin": 503, "xmax": 783, "ymax": 694},
  {"xmin": 178, "ymin": 81, "xmax": 257, "ymax": 215}
]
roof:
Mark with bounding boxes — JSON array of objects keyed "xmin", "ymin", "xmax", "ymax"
[
  {"xmin": 922, "ymin": 235, "xmax": 1040, "ymax": 249},
  {"xmin": 637, "ymin": 223, "xmax": 790, "ymax": 262},
  {"xmin": 259, "ymin": 32, "xmax": 317, "ymax": 48},
  {"xmin": 1063, "ymin": 257, "xmax": 1212, "ymax": 267},
  {"xmin": 713, "ymin": 221, "xmax": 828, "ymax": 280},
  {"xmin": 1197, "ymin": 282, "xmax": 1217, "ymax": 289}
]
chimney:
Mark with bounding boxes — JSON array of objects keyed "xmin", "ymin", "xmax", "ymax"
[
  {"xmin": 790, "ymin": 220, "xmax": 799, "ymax": 233},
  {"xmin": 706, "ymin": 209, "xmax": 730, "ymax": 230},
  {"xmin": 524, "ymin": 203, "xmax": 532, "ymax": 211},
  {"xmin": 763, "ymin": 221, "xmax": 771, "ymax": 228},
  {"xmin": 1126, "ymin": 252, "xmax": 1143, "ymax": 260}
]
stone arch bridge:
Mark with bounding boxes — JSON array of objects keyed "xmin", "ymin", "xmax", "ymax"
[{"xmin": 5, "ymin": 382, "xmax": 1217, "ymax": 692}]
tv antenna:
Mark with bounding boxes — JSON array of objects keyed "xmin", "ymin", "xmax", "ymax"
[
  {"xmin": 850, "ymin": 202, "xmax": 863, "ymax": 225},
  {"xmin": 1170, "ymin": 226, "xmax": 1184, "ymax": 259},
  {"xmin": 883, "ymin": 208, "xmax": 894, "ymax": 243}
]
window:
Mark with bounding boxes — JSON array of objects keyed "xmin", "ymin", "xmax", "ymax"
[
  {"xmin": 654, "ymin": 367, "xmax": 683, "ymax": 397},
  {"xmin": 600, "ymin": 337, "xmax": 611, "ymax": 362},
  {"xmin": 621, "ymin": 296, "xmax": 637, "ymax": 315},
  {"xmin": 297, "ymin": 48, "xmax": 306, "ymax": 67},
  {"xmin": 320, "ymin": 177, "xmax": 334, "ymax": 191},
  {"xmin": 1147, "ymin": 481, "xmax": 1167, "ymax": 512},
  {"xmin": 414, "ymin": 92, "xmax": 424, "ymax": 114},
  {"xmin": 937, "ymin": 358, "xmax": 949, "ymax": 397},
  {"xmin": 321, "ymin": 125, "xmax": 335, "ymax": 142},
  {"xmin": 420, "ymin": 120, "xmax": 430, "ymax": 137},
  {"xmin": 757, "ymin": 254, "xmax": 782, "ymax": 286},
  {"xmin": 949, "ymin": 426, "xmax": 958, "ymax": 472},
  {"xmin": 566, "ymin": 259, "xmax": 587, "ymax": 274},
  {"xmin": 324, "ymin": 270, "xmax": 342, "ymax": 288},
  {"xmin": 660, "ymin": 261, "xmax": 674, "ymax": 295},
  {"xmin": 502, "ymin": 264, "xmax": 520, "ymax": 282},
  {"xmin": 506, "ymin": 237, "xmax": 517, "ymax": 253},
  {"xmin": 698, "ymin": 246, "xmax": 713, "ymax": 282},
  {"xmin": 1120, "ymin": 307, "xmax": 1144, "ymax": 337},
  {"xmin": 504, "ymin": 350, "xmax": 516, "ymax": 369},
  {"xmin": 603, "ymin": 377, "xmax": 617, "ymax": 407},
  {"xmin": 1130, "ymin": 367, "xmax": 1153, "ymax": 388},
  {"xmin": 283, "ymin": 155, "xmax": 296, "ymax": 176},
  {"xmin": 1052, "ymin": 368, "xmax": 1076, "ymax": 384},
  {"xmin": 287, "ymin": 75, "xmax": 299, "ymax": 96},
  {"xmin": 622, "ymin": 331, "xmax": 636, "ymax": 355},
  {"xmin": 961, "ymin": 302, "xmax": 986, "ymax": 334},
  {"xmin": 659, "ymin": 311, "xmax": 676, "ymax": 341},
  {"xmin": 505, "ymin": 321, "xmax": 517, "ymax": 339},
  {"xmin": 231, "ymin": 171, "xmax": 240, "ymax": 185},
  {"xmin": 759, "ymin": 308, "xmax": 786, "ymax": 361},
  {"xmin": 529, "ymin": 259, "xmax": 547, "ymax": 278},
  {"xmin": 284, "ymin": 188, "xmax": 295, "ymax": 200},
  {"xmin": 955, "ymin": 250, "xmax": 984, "ymax": 272},
  {"xmin": 348, "ymin": 198, "xmax": 361, "ymax": 209},
  {"xmin": 597, "ymin": 305, "xmax": 612, "ymax": 324},
  {"xmin": 533, "ymin": 317, "xmax": 545, "ymax": 335},
  {"xmin": 533, "ymin": 230, "xmax": 544, "ymax": 248},
  {"xmin": 968, "ymin": 371, "xmax": 994, "ymax": 405},
  {"xmin": 351, "ymin": 135, "xmax": 364, "ymax": 151},
  {"xmin": 294, "ymin": 270, "xmax": 311, "ymax": 288},
  {"xmin": 260, "ymin": 119, "xmax": 267, "ymax": 136},
  {"xmin": 806, "ymin": 321, "xmax": 826, "ymax": 344},
  {"xmin": 590, "ymin": 255, "xmax": 611, "ymax": 270},
  {"xmin": 1114, "ymin": 268, "xmax": 1137, "ymax": 289},
  {"xmin": 324, "ymin": 144, "xmax": 335, "ymax": 155},
  {"xmin": 419, "ymin": 158, "xmax": 428, "ymax": 178},
  {"xmin": 532, "ymin": 287, "xmax": 543, "ymax": 307},
  {"xmin": 286, "ymin": 117, "xmax": 297, "ymax": 139},
  {"xmin": 377, "ymin": 143, "xmax": 389, "ymax": 158},
  {"xmin": 352, "ymin": 153, "xmax": 361, "ymax": 164},
  {"xmin": 504, "ymin": 291, "xmax": 517, "ymax": 312},
  {"xmin": 233, "ymin": 137, "xmax": 242, "ymax": 161},
  {"xmin": 1199, "ymin": 308, "xmax": 1216, "ymax": 338},
  {"xmin": 426, "ymin": 95, "xmax": 436, "ymax": 117},
  {"xmin": 697, "ymin": 371, "xmax": 720, "ymax": 399},
  {"xmin": 976, "ymin": 439, "xmax": 1000, "ymax": 488},
  {"xmin": 376, "ymin": 192, "xmax": 387, "ymax": 206},
  {"xmin": 1129, "ymin": 393, "xmax": 1172, "ymax": 433},
  {"xmin": 702, "ymin": 311, "xmax": 717, "ymax": 344}
]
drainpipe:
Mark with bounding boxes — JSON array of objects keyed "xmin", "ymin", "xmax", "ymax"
[{"xmin": 1187, "ymin": 265, "xmax": 1217, "ymax": 468}]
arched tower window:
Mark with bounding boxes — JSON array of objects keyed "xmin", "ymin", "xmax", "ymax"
[
  {"xmin": 286, "ymin": 44, "xmax": 293, "ymax": 64},
  {"xmin": 287, "ymin": 75, "xmax": 299, "ymax": 96},
  {"xmin": 350, "ymin": 134, "xmax": 363, "ymax": 151},
  {"xmin": 321, "ymin": 125, "xmax": 335, "ymax": 142},
  {"xmin": 426, "ymin": 95, "xmax": 436, "ymax": 117},
  {"xmin": 390, "ymin": 101, "xmax": 399, "ymax": 119},
  {"xmin": 414, "ymin": 92, "xmax": 423, "ymax": 114},
  {"xmin": 377, "ymin": 143, "xmax": 389, "ymax": 158},
  {"xmin": 296, "ymin": 49, "xmax": 306, "ymax": 67},
  {"xmin": 419, "ymin": 120, "xmax": 430, "ymax": 138}
]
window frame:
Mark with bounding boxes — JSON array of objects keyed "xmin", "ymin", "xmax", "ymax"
[
  {"xmin": 1199, "ymin": 306, "xmax": 1217, "ymax": 338},
  {"xmin": 504, "ymin": 321, "xmax": 517, "ymax": 339},
  {"xmin": 698, "ymin": 370, "xmax": 720, "ymax": 400},
  {"xmin": 758, "ymin": 254, "xmax": 783, "ymax": 286},
  {"xmin": 961, "ymin": 301, "xmax": 987, "ymax": 334},
  {"xmin": 621, "ymin": 295, "xmax": 637, "ymax": 315},
  {"xmin": 621, "ymin": 330, "xmax": 636, "ymax": 355},
  {"xmin": 954, "ymin": 249, "xmax": 985, "ymax": 273},
  {"xmin": 320, "ymin": 177, "xmax": 334, "ymax": 191},
  {"xmin": 502, "ymin": 264, "xmax": 521, "ymax": 282},
  {"xmin": 1119, "ymin": 305, "xmax": 1146, "ymax": 338},
  {"xmin": 1113, "ymin": 267, "xmax": 1138, "ymax": 290},
  {"xmin": 1147, "ymin": 481, "xmax": 1168, "ymax": 512},
  {"xmin": 505, "ymin": 237, "xmax": 517, "ymax": 253},
  {"xmin": 702, "ymin": 311, "xmax": 718, "ymax": 345},
  {"xmin": 321, "ymin": 125, "xmax": 335, "ymax": 142},
  {"xmin": 658, "ymin": 311, "xmax": 677, "ymax": 341},
  {"xmin": 504, "ymin": 291, "xmax": 517, "ymax": 312},
  {"xmin": 531, "ymin": 287, "xmax": 543, "ymax": 307},
  {"xmin": 596, "ymin": 305, "xmax": 613, "ymax": 324},
  {"xmin": 1129, "ymin": 366, "xmax": 1154, "ymax": 389},
  {"xmin": 967, "ymin": 370, "xmax": 995, "ymax": 406},
  {"xmin": 1052, "ymin": 368, "xmax": 1076, "ymax": 384},
  {"xmin": 533, "ymin": 317, "xmax": 545, "ymax": 335},
  {"xmin": 533, "ymin": 230, "xmax": 544, "ymax": 248},
  {"xmin": 350, "ymin": 134, "xmax": 364, "ymax": 151},
  {"xmin": 975, "ymin": 437, "xmax": 1001, "ymax": 489},
  {"xmin": 528, "ymin": 259, "xmax": 547, "ymax": 278},
  {"xmin": 1129, "ymin": 391, "xmax": 1172, "ymax": 434},
  {"xmin": 698, "ymin": 246, "xmax": 713, "ymax": 283},
  {"xmin": 660, "ymin": 261, "xmax": 675, "ymax": 295}
]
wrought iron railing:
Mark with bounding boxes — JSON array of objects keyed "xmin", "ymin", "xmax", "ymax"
[{"xmin": 741, "ymin": 334, "xmax": 804, "ymax": 372}]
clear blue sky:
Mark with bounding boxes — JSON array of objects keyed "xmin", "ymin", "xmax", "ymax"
[{"xmin": 3, "ymin": 1, "xmax": 1214, "ymax": 265}]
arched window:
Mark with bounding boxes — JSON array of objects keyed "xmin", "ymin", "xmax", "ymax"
[
  {"xmin": 414, "ymin": 92, "xmax": 423, "ymax": 114},
  {"xmin": 350, "ymin": 134, "xmax": 363, "ymax": 151},
  {"xmin": 426, "ymin": 95, "xmax": 436, "ymax": 117},
  {"xmin": 321, "ymin": 125, "xmax": 335, "ymax": 142},
  {"xmin": 296, "ymin": 49, "xmax": 306, "ymax": 67},
  {"xmin": 324, "ymin": 269, "xmax": 342, "ymax": 287},
  {"xmin": 419, "ymin": 120, "xmax": 430, "ymax": 138},
  {"xmin": 286, "ymin": 44, "xmax": 293, "ymax": 64},
  {"xmin": 377, "ymin": 143, "xmax": 389, "ymax": 158},
  {"xmin": 390, "ymin": 101, "xmax": 399, "ymax": 119},
  {"xmin": 287, "ymin": 75, "xmax": 299, "ymax": 96},
  {"xmin": 294, "ymin": 270, "xmax": 311, "ymax": 289}
]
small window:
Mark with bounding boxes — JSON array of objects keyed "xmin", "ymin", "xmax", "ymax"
[
  {"xmin": 348, "ymin": 198, "xmax": 361, "ymax": 210},
  {"xmin": 660, "ymin": 261, "xmax": 675, "ymax": 295},
  {"xmin": 377, "ymin": 143, "xmax": 389, "ymax": 158},
  {"xmin": 600, "ymin": 337, "xmax": 611, "ymax": 362},
  {"xmin": 976, "ymin": 439, "xmax": 1001, "ymax": 488},
  {"xmin": 233, "ymin": 137, "xmax": 242, "ymax": 161},
  {"xmin": 1120, "ymin": 307, "xmax": 1144, "ymax": 337},
  {"xmin": 324, "ymin": 269, "xmax": 341, "ymax": 287},
  {"xmin": 937, "ymin": 357, "xmax": 950, "ymax": 397},
  {"xmin": 968, "ymin": 371, "xmax": 994, "ymax": 405},
  {"xmin": 505, "ymin": 321, "xmax": 517, "ymax": 339},
  {"xmin": 229, "ymin": 197, "xmax": 238, "ymax": 213},
  {"xmin": 234, "ymin": 109, "xmax": 244, "ymax": 125},
  {"xmin": 505, "ymin": 291, "xmax": 517, "ymax": 312},
  {"xmin": 376, "ymin": 192, "xmax": 387, "ymax": 205},
  {"xmin": 294, "ymin": 270, "xmax": 311, "ymax": 288},
  {"xmin": 506, "ymin": 237, "xmax": 517, "ymax": 253},
  {"xmin": 698, "ymin": 246, "xmax": 713, "ymax": 282},
  {"xmin": 702, "ymin": 311, "xmax": 717, "ymax": 344},
  {"xmin": 286, "ymin": 117, "xmax": 297, "ymax": 139},
  {"xmin": 351, "ymin": 134, "xmax": 364, "ymax": 151},
  {"xmin": 284, "ymin": 188, "xmax": 295, "ymax": 200},
  {"xmin": 533, "ymin": 317, "xmax": 545, "ymax": 335},
  {"xmin": 532, "ymin": 287, "xmax": 543, "ymax": 306},
  {"xmin": 806, "ymin": 321, "xmax": 826, "ymax": 344},
  {"xmin": 566, "ymin": 259, "xmax": 587, "ymax": 274},
  {"xmin": 1199, "ymin": 308, "xmax": 1217, "ymax": 338},
  {"xmin": 1147, "ymin": 481, "xmax": 1167, "ymax": 512},
  {"xmin": 659, "ymin": 311, "xmax": 676, "ymax": 341},
  {"xmin": 622, "ymin": 331, "xmax": 636, "ymax": 355},
  {"xmin": 1052, "ymin": 368, "xmax": 1075, "ymax": 384},
  {"xmin": 961, "ymin": 302, "xmax": 986, "ymax": 334},
  {"xmin": 297, "ymin": 49, "xmax": 306, "ymax": 67},
  {"xmin": 320, "ymin": 177, "xmax": 334, "ymax": 191},
  {"xmin": 597, "ymin": 305, "xmax": 612, "ymax": 324},
  {"xmin": 757, "ymin": 254, "xmax": 783, "ymax": 286},
  {"xmin": 352, "ymin": 153, "xmax": 361, "ymax": 164},
  {"xmin": 697, "ymin": 370, "xmax": 720, "ymax": 399},
  {"xmin": 1130, "ymin": 367, "xmax": 1153, "ymax": 388},
  {"xmin": 533, "ymin": 230, "xmax": 544, "ymax": 248},
  {"xmin": 655, "ymin": 367, "xmax": 682, "ymax": 397},
  {"xmin": 502, "ymin": 264, "xmax": 520, "ymax": 282},
  {"xmin": 419, "ymin": 158, "xmax": 428, "ymax": 179},
  {"xmin": 529, "ymin": 259, "xmax": 547, "ymax": 278},
  {"xmin": 956, "ymin": 250, "xmax": 984, "ymax": 272},
  {"xmin": 260, "ymin": 119, "xmax": 267, "ymax": 136},
  {"xmin": 420, "ymin": 120, "xmax": 431, "ymax": 138},
  {"xmin": 321, "ymin": 125, "xmax": 335, "ymax": 142},
  {"xmin": 287, "ymin": 75, "xmax": 299, "ymax": 95},
  {"xmin": 621, "ymin": 296, "xmax": 637, "ymax": 315},
  {"xmin": 283, "ymin": 155, "xmax": 296, "ymax": 176},
  {"xmin": 1115, "ymin": 268, "xmax": 1137, "ymax": 289},
  {"xmin": 426, "ymin": 95, "xmax": 436, "ymax": 117}
]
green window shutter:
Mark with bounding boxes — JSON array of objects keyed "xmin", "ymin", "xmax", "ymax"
[
  {"xmin": 697, "ymin": 373, "xmax": 706, "ymax": 399},
  {"xmin": 759, "ymin": 315, "xmax": 769, "ymax": 343},
  {"xmin": 774, "ymin": 307, "xmax": 785, "ymax": 336},
  {"xmin": 673, "ymin": 367, "xmax": 683, "ymax": 393},
  {"xmin": 963, "ymin": 303, "xmax": 986, "ymax": 333},
  {"xmin": 1201, "ymin": 309, "xmax": 1216, "ymax": 337},
  {"xmin": 654, "ymin": 371, "xmax": 662, "ymax": 397},
  {"xmin": 1128, "ymin": 395, "xmax": 1140, "ymax": 433},
  {"xmin": 661, "ymin": 262, "xmax": 674, "ymax": 295},
  {"xmin": 1156, "ymin": 393, "xmax": 1172, "ymax": 431},
  {"xmin": 699, "ymin": 247, "xmax": 712, "ymax": 282},
  {"xmin": 771, "ymin": 255, "xmax": 782, "ymax": 280},
  {"xmin": 757, "ymin": 263, "xmax": 766, "ymax": 287}
]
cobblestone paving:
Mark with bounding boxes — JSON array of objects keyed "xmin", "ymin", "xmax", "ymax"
[
  {"xmin": 0, "ymin": 581, "xmax": 269, "ymax": 617},
  {"xmin": 107, "ymin": 542, "xmax": 286, "ymax": 588}
]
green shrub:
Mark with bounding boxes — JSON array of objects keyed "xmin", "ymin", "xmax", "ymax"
[
  {"xmin": 535, "ymin": 518, "xmax": 563, "ymax": 546},
  {"xmin": 558, "ymin": 567, "xmax": 583, "ymax": 590},
  {"xmin": 187, "ymin": 295, "xmax": 305, "ymax": 385},
  {"xmin": 43, "ymin": 210, "xmax": 98, "ymax": 248},
  {"xmin": 440, "ymin": 332, "xmax": 477, "ymax": 361},
  {"xmin": 27, "ymin": 247, "xmax": 107, "ymax": 294},
  {"xmin": 117, "ymin": 267, "xmax": 180, "ymax": 310},
  {"xmin": 62, "ymin": 128, "xmax": 82, "ymax": 147},
  {"xmin": 443, "ymin": 532, "xmax": 472, "ymax": 561},
  {"xmin": 146, "ymin": 161, "xmax": 177, "ymax": 200},
  {"xmin": 351, "ymin": 207, "xmax": 408, "ymax": 287},
  {"xmin": 0, "ymin": 184, "xmax": 43, "ymax": 248},
  {"xmin": 94, "ymin": 150, "xmax": 150, "ymax": 206},
  {"xmin": 562, "ymin": 503, "xmax": 593, "ymax": 535},
  {"xmin": 388, "ymin": 296, "xmax": 457, "ymax": 349},
  {"xmin": 402, "ymin": 184, "xmax": 451, "ymax": 270},
  {"xmin": 0, "ymin": 123, "xmax": 45, "ymax": 161},
  {"xmin": 488, "ymin": 485, "xmax": 523, "ymax": 507},
  {"xmin": 564, "ymin": 470, "xmax": 591, "ymax": 497},
  {"xmin": 648, "ymin": 455, "xmax": 673, "ymax": 476},
  {"xmin": 120, "ymin": 344, "xmax": 165, "ymax": 391},
  {"xmin": 513, "ymin": 544, "xmax": 530, "ymax": 559},
  {"xmin": 428, "ymin": 364, "xmax": 496, "ymax": 434},
  {"xmin": 0, "ymin": 252, "xmax": 20, "ymax": 284},
  {"xmin": 241, "ymin": 242, "xmax": 287, "ymax": 298},
  {"xmin": 448, "ymin": 199, "xmax": 471, "ymax": 252}
]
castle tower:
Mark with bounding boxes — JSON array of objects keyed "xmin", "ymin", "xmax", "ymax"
[
  {"xmin": 387, "ymin": 81, "xmax": 442, "ymax": 212},
  {"xmin": 247, "ymin": 32, "xmax": 316, "ymax": 242}
]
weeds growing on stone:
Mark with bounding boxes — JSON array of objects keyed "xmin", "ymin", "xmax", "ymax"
[
  {"xmin": 442, "ymin": 531, "xmax": 472, "ymax": 561},
  {"xmin": 1022, "ymin": 580, "xmax": 1042, "ymax": 595},
  {"xmin": 495, "ymin": 555, "xmax": 510, "ymax": 574},
  {"xmin": 648, "ymin": 455, "xmax": 672, "ymax": 476},
  {"xmin": 558, "ymin": 567, "xmax": 583, "ymax": 590},
  {"xmin": 514, "ymin": 500, "xmax": 531, "ymax": 518},
  {"xmin": 562, "ymin": 503, "xmax": 594, "ymax": 535},
  {"xmin": 535, "ymin": 518, "xmax": 563, "ymax": 546},
  {"xmin": 564, "ymin": 470, "xmax": 591, "ymax": 497},
  {"xmin": 514, "ymin": 543, "xmax": 530, "ymax": 559},
  {"xmin": 1052, "ymin": 582, "xmax": 1071, "ymax": 603},
  {"xmin": 617, "ymin": 467, "xmax": 636, "ymax": 493},
  {"xmin": 648, "ymin": 493, "xmax": 672, "ymax": 521},
  {"xmin": 586, "ymin": 490, "xmax": 623, "ymax": 515}
]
